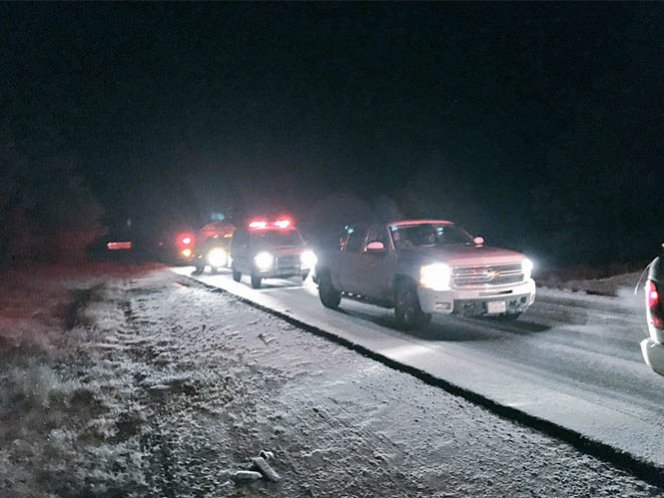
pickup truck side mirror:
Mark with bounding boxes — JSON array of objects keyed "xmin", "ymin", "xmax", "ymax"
[
  {"xmin": 365, "ymin": 240, "xmax": 386, "ymax": 253},
  {"xmin": 473, "ymin": 236, "xmax": 485, "ymax": 247}
]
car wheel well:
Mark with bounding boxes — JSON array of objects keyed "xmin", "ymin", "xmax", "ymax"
[{"xmin": 393, "ymin": 274, "xmax": 416, "ymax": 290}]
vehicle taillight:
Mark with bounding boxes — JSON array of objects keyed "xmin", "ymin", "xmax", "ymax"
[
  {"xmin": 177, "ymin": 233, "xmax": 195, "ymax": 247},
  {"xmin": 107, "ymin": 241, "xmax": 132, "ymax": 251},
  {"xmin": 646, "ymin": 280, "xmax": 664, "ymax": 329},
  {"xmin": 647, "ymin": 280, "xmax": 660, "ymax": 310}
]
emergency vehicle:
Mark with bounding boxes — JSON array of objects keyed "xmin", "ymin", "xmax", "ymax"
[
  {"xmin": 192, "ymin": 221, "xmax": 236, "ymax": 274},
  {"xmin": 229, "ymin": 217, "xmax": 316, "ymax": 289}
]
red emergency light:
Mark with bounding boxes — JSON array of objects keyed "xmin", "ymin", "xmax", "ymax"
[
  {"xmin": 248, "ymin": 220, "xmax": 269, "ymax": 230},
  {"xmin": 177, "ymin": 233, "xmax": 195, "ymax": 247},
  {"xmin": 273, "ymin": 218, "xmax": 292, "ymax": 229},
  {"xmin": 248, "ymin": 217, "xmax": 295, "ymax": 230}
]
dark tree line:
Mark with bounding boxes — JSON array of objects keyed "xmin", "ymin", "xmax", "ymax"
[{"xmin": 0, "ymin": 120, "xmax": 104, "ymax": 266}]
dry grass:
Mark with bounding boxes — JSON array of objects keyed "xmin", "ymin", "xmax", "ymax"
[{"xmin": 0, "ymin": 263, "xmax": 151, "ymax": 497}]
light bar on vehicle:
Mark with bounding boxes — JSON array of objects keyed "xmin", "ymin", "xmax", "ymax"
[
  {"xmin": 248, "ymin": 217, "xmax": 295, "ymax": 230},
  {"xmin": 273, "ymin": 218, "xmax": 291, "ymax": 229},
  {"xmin": 249, "ymin": 220, "xmax": 269, "ymax": 230}
]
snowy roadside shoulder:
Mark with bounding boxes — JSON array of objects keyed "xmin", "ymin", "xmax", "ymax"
[
  {"xmin": 537, "ymin": 267, "xmax": 645, "ymax": 301},
  {"xmin": 0, "ymin": 265, "xmax": 147, "ymax": 497}
]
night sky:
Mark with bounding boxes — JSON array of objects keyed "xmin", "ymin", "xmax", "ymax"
[{"xmin": 3, "ymin": 3, "xmax": 664, "ymax": 265}]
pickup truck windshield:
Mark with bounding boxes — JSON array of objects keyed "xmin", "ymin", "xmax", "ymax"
[
  {"xmin": 252, "ymin": 230, "xmax": 304, "ymax": 247},
  {"xmin": 390, "ymin": 223, "xmax": 473, "ymax": 250}
]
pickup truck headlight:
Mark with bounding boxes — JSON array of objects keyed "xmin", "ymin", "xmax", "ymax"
[
  {"xmin": 254, "ymin": 251, "xmax": 274, "ymax": 271},
  {"xmin": 420, "ymin": 263, "xmax": 452, "ymax": 291},
  {"xmin": 522, "ymin": 258, "xmax": 534, "ymax": 280},
  {"xmin": 207, "ymin": 248, "xmax": 227, "ymax": 268},
  {"xmin": 300, "ymin": 250, "xmax": 317, "ymax": 269}
]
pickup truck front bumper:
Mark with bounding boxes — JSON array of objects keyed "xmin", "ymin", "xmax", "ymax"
[
  {"xmin": 417, "ymin": 279, "xmax": 536, "ymax": 317},
  {"xmin": 255, "ymin": 268, "xmax": 310, "ymax": 279}
]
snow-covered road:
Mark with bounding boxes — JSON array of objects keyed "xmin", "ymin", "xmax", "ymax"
[{"xmin": 172, "ymin": 267, "xmax": 664, "ymax": 475}]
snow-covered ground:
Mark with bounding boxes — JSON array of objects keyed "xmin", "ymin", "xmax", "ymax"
[
  {"xmin": 173, "ymin": 263, "xmax": 664, "ymax": 468},
  {"xmin": 0, "ymin": 264, "xmax": 661, "ymax": 496},
  {"xmin": 538, "ymin": 267, "xmax": 647, "ymax": 298}
]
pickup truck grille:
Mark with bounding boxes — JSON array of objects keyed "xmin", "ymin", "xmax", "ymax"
[
  {"xmin": 276, "ymin": 255, "xmax": 300, "ymax": 271},
  {"xmin": 452, "ymin": 263, "xmax": 524, "ymax": 288}
]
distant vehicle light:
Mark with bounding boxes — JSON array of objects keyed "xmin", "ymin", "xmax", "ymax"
[
  {"xmin": 107, "ymin": 241, "xmax": 132, "ymax": 251},
  {"xmin": 178, "ymin": 233, "xmax": 195, "ymax": 247},
  {"xmin": 181, "ymin": 248, "xmax": 193, "ymax": 258},
  {"xmin": 254, "ymin": 251, "xmax": 274, "ymax": 270},
  {"xmin": 207, "ymin": 248, "xmax": 227, "ymax": 268},
  {"xmin": 300, "ymin": 250, "xmax": 317, "ymax": 269},
  {"xmin": 249, "ymin": 220, "xmax": 269, "ymax": 230},
  {"xmin": 274, "ymin": 218, "xmax": 292, "ymax": 229}
]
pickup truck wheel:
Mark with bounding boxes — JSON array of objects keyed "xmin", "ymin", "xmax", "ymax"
[
  {"xmin": 192, "ymin": 264, "xmax": 204, "ymax": 275},
  {"xmin": 232, "ymin": 267, "xmax": 242, "ymax": 282},
  {"xmin": 318, "ymin": 273, "xmax": 341, "ymax": 309},
  {"xmin": 395, "ymin": 282, "xmax": 431, "ymax": 330},
  {"xmin": 250, "ymin": 273, "xmax": 262, "ymax": 289}
]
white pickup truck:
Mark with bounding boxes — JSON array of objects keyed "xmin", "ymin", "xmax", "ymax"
[{"xmin": 315, "ymin": 219, "xmax": 536, "ymax": 329}]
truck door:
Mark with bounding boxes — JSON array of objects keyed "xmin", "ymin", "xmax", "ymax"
[
  {"xmin": 338, "ymin": 227, "xmax": 367, "ymax": 294},
  {"xmin": 356, "ymin": 225, "xmax": 397, "ymax": 301}
]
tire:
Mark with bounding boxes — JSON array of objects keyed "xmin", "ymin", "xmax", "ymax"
[
  {"xmin": 318, "ymin": 272, "xmax": 341, "ymax": 309},
  {"xmin": 394, "ymin": 281, "xmax": 431, "ymax": 330},
  {"xmin": 232, "ymin": 267, "xmax": 242, "ymax": 282},
  {"xmin": 250, "ymin": 273, "xmax": 262, "ymax": 289},
  {"xmin": 192, "ymin": 263, "xmax": 204, "ymax": 275}
]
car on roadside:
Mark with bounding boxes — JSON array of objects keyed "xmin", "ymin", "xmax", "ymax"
[
  {"xmin": 192, "ymin": 221, "xmax": 235, "ymax": 275},
  {"xmin": 315, "ymin": 219, "xmax": 536, "ymax": 329},
  {"xmin": 642, "ymin": 247, "xmax": 664, "ymax": 376},
  {"xmin": 230, "ymin": 217, "xmax": 317, "ymax": 289}
]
